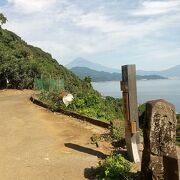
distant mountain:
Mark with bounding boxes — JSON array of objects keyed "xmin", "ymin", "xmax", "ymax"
[
  {"xmin": 137, "ymin": 65, "xmax": 180, "ymax": 77},
  {"xmin": 66, "ymin": 57, "xmax": 120, "ymax": 73},
  {"xmin": 67, "ymin": 57, "xmax": 180, "ymax": 78},
  {"xmin": 70, "ymin": 67, "xmax": 167, "ymax": 82}
]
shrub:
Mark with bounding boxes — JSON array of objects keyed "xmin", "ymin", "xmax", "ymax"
[
  {"xmin": 138, "ymin": 104, "xmax": 146, "ymax": 129},
  {"xmin": 95, "ymin": 154, "xmax": 131, "ymax": 180},
  {"xmin": 110, "ymin": 120, "xmax": 125, "ymax": 140},
  {"xmin": 66, "ymin": 90, "xmax": 124, "ymax": 121},
  {"xmin": 38, "ymin": 91, "xmax": 63, "ymax": 111},
  {"xmin": 176, "ymin": 114, "xmax": 180, "ymax": 146},
  {"xmin": 90, "ymin": 134, "xmax": 101, "ymax": 147},
  {"xmin": 36, "ymin": 87, "xmax": 124, "ymax": 122}
]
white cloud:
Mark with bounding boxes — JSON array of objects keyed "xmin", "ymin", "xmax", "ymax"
[
  {"xmin": 77, "ymin": 12, "xmax": 121, "ymax": 32},
  {"xmin": 29, "ymin": 40, "xmax": 73, "ymax": 62},
  {"xmin": 74, "ymin": 10, "xmax": 180, "ymax": 52},
  {"xmin": 1, "ymin": 0, "xmax": 180, "ymax": 68},
  {"xmin": 7, "ymin": 0, "xmax": 57, "ymax": 13},
  {"xmin": 132, "ymin": 1, "xmax": 180, "ymax": 16}
]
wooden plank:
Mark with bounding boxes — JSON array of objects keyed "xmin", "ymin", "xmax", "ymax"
[
  {"xmin": 121, "ymin": 64, "xmax": 140, "ymax": 162},
  {"xmin": 127, "ymin": 65, "xmax": 138, "ymax": 123},
  {"xmin": 123, "ymin": 92, "xmax": 131, "ymax": 133},
  {"xmin": 127, "ymin": 65, "xmax": 140, "ymax": 144}
]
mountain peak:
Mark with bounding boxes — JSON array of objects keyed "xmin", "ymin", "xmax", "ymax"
[
  {"xmin": 66, "ymin": 57, "xmax": 120, "ymax": 73},
  {"xmin": 72, "ymin": 57, "xmax": 89, "ymax": 63}
]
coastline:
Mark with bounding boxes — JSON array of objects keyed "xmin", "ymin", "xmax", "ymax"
[{"xmin": 92, "ymin": 79, "xmax": 180, "ymax": 113}]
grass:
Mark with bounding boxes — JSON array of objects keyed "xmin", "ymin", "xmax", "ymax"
[{"xmin": 176, "ymin": 114, "xmax": 180, "ymax": 146}]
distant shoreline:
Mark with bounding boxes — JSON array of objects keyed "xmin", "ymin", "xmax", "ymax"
[
  {"xmin": 92, "ymin": 79, "xmax": 180, "ymax": 113},
  {"xmin": 91, "ymin": 78, "xmax": 171, "ymax": 83}
]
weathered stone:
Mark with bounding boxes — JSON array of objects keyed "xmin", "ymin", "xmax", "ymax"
[{"xmin": 141, "ymin": 99, "xmax": 179, "ymax": 180}]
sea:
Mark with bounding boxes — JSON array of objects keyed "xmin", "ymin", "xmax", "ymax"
[{"xmin": 92, "ymin": 79, "xmax": 180, "ymax": 113}]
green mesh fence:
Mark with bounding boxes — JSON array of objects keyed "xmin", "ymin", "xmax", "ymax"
[{"xmin": 34, "ymin": 78, "xmax": 64, "ymax": 92}]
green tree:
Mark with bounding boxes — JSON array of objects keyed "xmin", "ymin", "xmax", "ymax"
[
  {"xmin": 0, "ymin": 13, "xmax": 7, "ymax": 26},
  {"xmin": 84, "ymin": 76, "xmax": 92, "ymax": 84},
  {"xmin": 82, "ymin": 76, "xmax": 92, "ymax": 89}
]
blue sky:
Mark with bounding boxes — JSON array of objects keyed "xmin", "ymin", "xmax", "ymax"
[{"xmin": 0, "ymin": 0, "xmax": 180, "ymax": 70}]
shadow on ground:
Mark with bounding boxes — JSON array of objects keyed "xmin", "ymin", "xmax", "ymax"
[
  {"xmin": 84, "ymin": 167, "xmax": 141, "ymax": 180},
  {"xmin": 64, "ymin": 143, "xmax": 107, "ymax": 159},
  {"xmin": 84, "ymin": 167, "xmax": 97, "ymax": 180}
]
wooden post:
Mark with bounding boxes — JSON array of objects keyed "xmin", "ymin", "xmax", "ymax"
[{"xmin": 121, "ymin": 64, "xmax": 140, "ymax": 163}]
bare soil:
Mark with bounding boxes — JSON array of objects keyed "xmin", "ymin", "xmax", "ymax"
[{"xmin": 0, "ymin": 90, "xmax": 110, "ymax": 180}]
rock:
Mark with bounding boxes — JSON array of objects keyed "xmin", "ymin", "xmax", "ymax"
[{"xmin": 141, "ymin": 99, "xmax": 179, "ymax": 180}]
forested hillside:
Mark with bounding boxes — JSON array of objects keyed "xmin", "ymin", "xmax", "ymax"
[{"xmin": 0, "ymin": 26, "xmax": 82, "ymax": 92}]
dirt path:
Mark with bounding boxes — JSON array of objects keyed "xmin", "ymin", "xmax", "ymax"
[{"xmin": 0, "ymin": 90, "xmax": 109, "ymax": 180}]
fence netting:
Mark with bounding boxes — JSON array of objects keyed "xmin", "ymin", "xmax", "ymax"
[{"xmin": 34, "ymin": 78, "xmax": 64, "ymax": 92}]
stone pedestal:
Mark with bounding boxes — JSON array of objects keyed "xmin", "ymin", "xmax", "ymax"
[{"xmin": 141, "ymin": 99, "xmax": 179, "ymax": 180}]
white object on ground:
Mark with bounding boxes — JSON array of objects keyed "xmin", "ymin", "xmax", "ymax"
[
  {"xmin": 62, "ymin": 94, "xmax": 74, "ymax": 106},
  {"xmin": 6, "ymin": 78, "xmax": 9, "ymax": 84}
]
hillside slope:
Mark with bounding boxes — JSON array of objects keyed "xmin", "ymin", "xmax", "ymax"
[{"xmin": 0, "ymin": 27, "xmax": 82, "ymax": 92}]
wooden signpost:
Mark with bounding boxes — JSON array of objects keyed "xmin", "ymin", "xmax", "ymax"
[{"xmin": 121, "ymin": 65, "xmax": 140, "ymax": 163}]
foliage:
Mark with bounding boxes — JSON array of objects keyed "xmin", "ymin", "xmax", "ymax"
[
  {"xmin": 177, "ymin": 114, "xmax": 180, "ymax": 121},
  {"xmin": 66, "ymin": 89, "xmax": 124, "ymax": 121},
  {"xmin": 83, "ymin": 76, "xmax": 92, "ymax": 84},
  {"xmin": 138, "ymin": 104, "xmax": 146, "ymax": 129},
  {"xmin": 176, "ymin": 114, "xmax": 180, "ymax": 146},
  {"xmin": 37, "ymin": 76, "xmax": 124, "ymax": 121},
  {"xmin": 38, "ymin": 87, "xmax": 124, "ymax": 121},
  {"xmin": 110, "ymin": 120, "xmax": 125, "ymax": 140},
  {"xmin": 37, "ymin": 91, "xmax": 63, "ymax": 112},
  {"xmin": 95, "ymin": 154, "xmax": 131, "ymax": 180},
  {"xmin": 0, "ymin": 13, "xmax": 7, "ymax": 26},
  {"xmin": 90, "ymin": 134, "xmax": 101, "ymax": 145}
]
